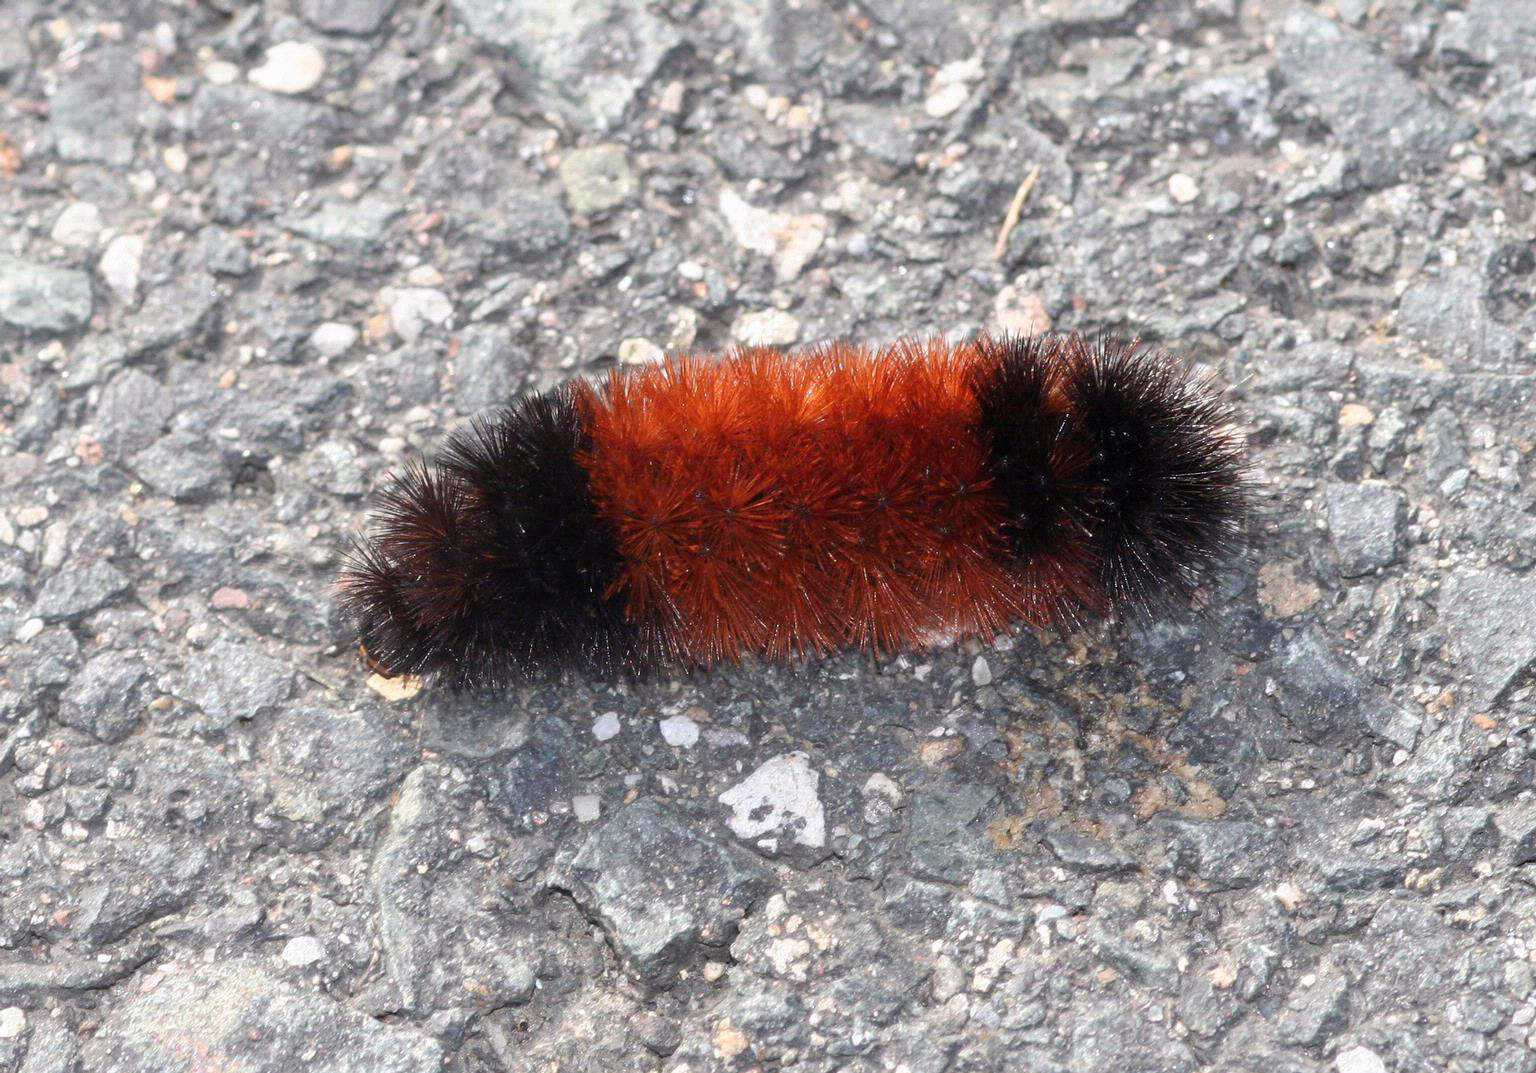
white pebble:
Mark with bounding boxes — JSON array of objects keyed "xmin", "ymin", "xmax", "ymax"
[
  {"xmin": 249, "ymin": 42, "xmax": 327, "ymax": 95},
  {"xmin": 924, "ymin": 56, "xmax": 983, "ymax": 118},
  {"xmin": 659, "ymin": 714, "xmax": 700, "ymax": 748},
  {"xmin": 862, "ymin": 772, "xmax": 903, "ymax": 806},
  {"xmin": 717, "ymin": 189, "xmax": 826, "ymax": 282},
  {"xmin": 572, "ymin": 794, "xmax": 602, "ymax": 823},
  {"xmin": 99, "ymin": 234, "xmax": 145, "ymax": 305},
  {"xmin": 382, "ymin": 287, "xmax": 453, "ymax": 342},
  {"xmin": 924, "ymin": 81, "xmax": 971, "ymax": 118},
  {"xmin": 1168, "ymin": 172, "xmax": 1200, "ymax": 204},
  {"xmin": 591, "ymin": 711, "xmax": 622, "ymax": 741},
  {"xmin": 309, "ymin": 321, "xmax": 359, "ymax": 357},
  {"xmin": 15, "ymin": 618, "xmax": 44, "ymax": 643},
  {"xmin": 971, "ymin": 655, "xmax": 993, "ymax": 687},
  {"xmin": 733, "ymin": 309, "xmax": 801, "ymax": 347},
  {"xmin": 51, "ymin": 202, "xmax": 102, "ymax": 248},
  {"xmin": 204, "ymin": 59, "xmax": 240, "ymax": 85},
  {"xmin": 1336, "ymin": 1046, "xmax": 1387, "ymax": 1073},
  {"xmin": 719, "ymin": 752, "xmax": 826, "ymax": 848},
  {"xmin": 0, "ymin": 1007, "xmax": 23, "ymax": 1039},
  {"xmin": 281, "ymin": 936, "xmax": 325, "ymax": 967}
]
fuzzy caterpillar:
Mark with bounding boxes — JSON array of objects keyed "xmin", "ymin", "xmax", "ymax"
[{"xmin": 339, "ymin": 333, "xmax": 1248, "ymax": 687}]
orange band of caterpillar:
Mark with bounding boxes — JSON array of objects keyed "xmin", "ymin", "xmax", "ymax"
[
  {"xmin": 582, "ymin": 338, "xmax": 1080, "ymax": 662},
  {"xmin": 339, "ymin": 333, "xmax": 1247, "ymax": 686}
]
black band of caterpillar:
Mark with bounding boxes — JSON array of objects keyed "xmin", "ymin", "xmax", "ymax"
[{"xmin": 343, "ymin": 386, "xmax": 656, "ymax": 687}]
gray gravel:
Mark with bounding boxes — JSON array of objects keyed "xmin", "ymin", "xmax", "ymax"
[{"xmin": 1, "ymin": 2, "xmax": 1534, "ymax": 1072}]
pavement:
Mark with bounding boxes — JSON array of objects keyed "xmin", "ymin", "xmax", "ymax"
[{"xmin": 2, "ymin": 1, "xmax": 1535, "ymax": 1071}]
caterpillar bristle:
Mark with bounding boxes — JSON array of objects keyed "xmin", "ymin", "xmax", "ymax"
[
  {"xmin": 1064, "ymin": 335, "xmax": 1248, "ymax": 618},
  {"xmin": 337, "ymin": 332, "xmax": 1250, "ymax": 687}
]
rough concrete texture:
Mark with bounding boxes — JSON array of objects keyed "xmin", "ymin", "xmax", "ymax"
[{"xmin": 1, "ymin": 2, "xmax": 1534, "ymax": 1072}]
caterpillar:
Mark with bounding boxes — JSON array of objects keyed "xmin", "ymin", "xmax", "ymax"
[{"xmin": 338, "ymin": 333, "xmax": 1247, "ymax": 688}]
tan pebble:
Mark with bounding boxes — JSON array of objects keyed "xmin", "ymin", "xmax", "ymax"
[
  {"xmin": 367, "ymin": 673, "xmax": 423, "ymax": 701},
  {"xmin": 364, "ymin": 311, "xmax": 394, "ymax": 344},
  {"xmin": 618, "ymin": 337, "xmax": 665, "ymax": 365},
  {"xmin": 717, "ymin": 189, "xmax": 826, "ymax": 283},
  {"xmin": 143, "ymin": 75, "xmax": 177, "ymax": 104},
  {"xmin": 919, "ymin": 737, "xmax": 965, "ymax": 766},
  {"xmin": 1257, "ymin": 561, "xmax": 1321, "ymax": 619},
  {"xmin": 993, "ymin": 285, "xmax": 1052, "ymax": 336},
  {"xmin": 713, "ymin": 1022, "xmax": 748, "ymax": 1060},
  {"xmin": 657, "ymin": 80, "xmax": 686, "ymax": 114},
  {"xmin": 1338, "ymin": 402, "xmax": 1375, "ymax": 427},
  {"xmin": 1273, "ymin": 881, "xmax": 1304, "ymax": 911},
  {"xmin": 211, "ymin": 586, "xmax": 250, "ymax": 610}
]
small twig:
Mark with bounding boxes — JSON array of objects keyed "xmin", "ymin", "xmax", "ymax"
[
  {"xmin": 296, "ymin": 663, "xmax": 347, "ymax": 697},
  {"xmin": 993, "ymin": 163, "xmax": 1042, "ymax": 262}
]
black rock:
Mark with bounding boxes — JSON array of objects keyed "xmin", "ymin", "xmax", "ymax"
[
  {"xmin": 300, "ymin": 0, "xmax": 397, "ymax": 34},
  {"xmin": 1278, "ymin": 8, "xmax": 1473, "ymax": 186},
  {"xmin": 179, "ymin": 638, "xmax": 295, "ymax": 728},
  {"xmin": 454, "ymin": 323, "xmax": 529, "ymax": 414},
  {"xmin": 1272, "ymin": 630, "xmax": 1421, "ymax": 750},
  {"xmin": 550, "ymin": 798, "xmax": 772, "ymax": 984},
  {"xmin": 96, "ymin": 369, "xmax": 173, "ymax": 459},
  {"xmin": 1042, "ymin": 829, "xmax": 1137, "ymax": 876},
  {"xmin": 1325, "ymin": 481, "xmax": 1406, "ymax": 576},
  {"xmin": 33, "ymin": 561, "xmax": 131, "ymax": 622},
  {"xmin": 57, "ymin": 651, "xmax": 153, "ymax": 743},
  {"xmin": 130, "ymin": 432, "xmax": 231, "ymax": 502},
  {"xmin": 50, "ymin": 46, "xmax": 139, "ymax": 165},
  {"xmin": 79, "ymin": 962, "xmax": 445, "ymax": 1072},
  {"xmin": 906, "ymin": 781, "xmax": 1001, "ymax": 884}
]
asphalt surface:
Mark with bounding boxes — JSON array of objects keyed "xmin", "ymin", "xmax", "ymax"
[{"xmin": 2, "ymin": 1, "xmax": 1535, "ymax": 1071}]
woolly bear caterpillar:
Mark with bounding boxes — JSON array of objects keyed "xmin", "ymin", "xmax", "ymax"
[{"xmin": 339, "ymin": 333, "xmax": 1247, "ymax": 687}]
